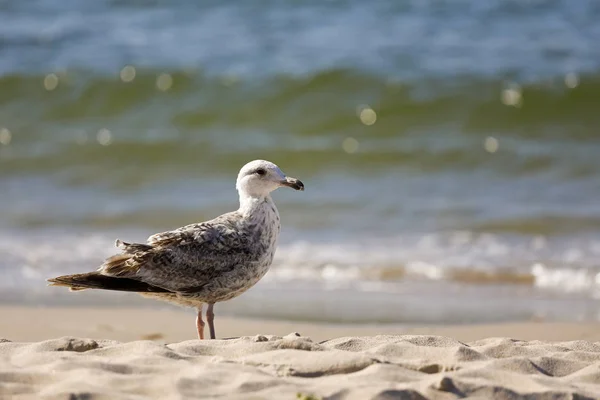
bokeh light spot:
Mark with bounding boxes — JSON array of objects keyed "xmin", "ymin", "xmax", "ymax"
[
  {"xmin": 156, "ymin": 73, "xmax": 173, "ymax": 91},
  {"xmin": 358, "ymin": 106, "xmax": 377, "ymax": 125},
  {"xmin": 342, "ymin": 137, "xmax": 359, "ymax": 153},
  {"xmin": 97, "ymin": 129, "xmax": 113, "ymax": 146},
  {"xmin": 44, "ymin": 74, "xmax": 59, "ymax": 91},
  {"xmin": 0, "ymin": 128, "xmax": 11, "ymax": 146},
  {"xmin": 501, "ymin": 84, "xmax": 522, "ymax": 107},
  {"xmin": 484, "ymin": 136, "xmax": 499, "ymax": 153},
  {"xmin": 565, "ymin": 72, "xmax": 579, "ymax": 89},
  {"xmin": 120, "ymin": 65, "xmax": 136, "ymax": 82}
]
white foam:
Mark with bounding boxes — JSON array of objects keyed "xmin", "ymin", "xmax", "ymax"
[
  {"xmin": 2, "ymin": 229, "xmax": 600, "ymax": 299},
  {"xmin": 531, "ymin": 263, "xmax": 600, "ymax": 296}
]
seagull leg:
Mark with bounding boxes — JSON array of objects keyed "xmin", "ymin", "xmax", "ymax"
[
  {"xmin": 207, "ymin": 303, "xmax": 216, "ymax": 339},
  {"xmin": 196, "ymin": 305, "xmax": 205, "ymax": 340}
]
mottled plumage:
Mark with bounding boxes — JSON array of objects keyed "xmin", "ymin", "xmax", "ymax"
[{"xmin": 48, "ymin": 160, "xmax": 304, "ymax": 339}]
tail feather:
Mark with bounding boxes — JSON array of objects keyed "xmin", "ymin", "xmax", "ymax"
[
  {"xmin": 104, "ymin": 240, "xmax": 153, "ymax": 277},
  {"xmin": 102, "ymin": 254, "xmax": 136, "ymax": 277},
  {"xmin": 115, "ymin": 239, "xmax": 153, "ymax": 253},
  {"xmin": 47, "ymin": 272, "xmax": 171, "ymax": 293}
]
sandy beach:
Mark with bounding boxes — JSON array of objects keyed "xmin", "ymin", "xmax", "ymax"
[{"xmin": 2, "ymin": 306, "xmax": 600, "ymax": 399}]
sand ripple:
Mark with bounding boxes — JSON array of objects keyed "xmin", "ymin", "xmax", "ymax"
[{"xmin": 1, "ymin": 334, "xmax": 600, "ymax": 399}]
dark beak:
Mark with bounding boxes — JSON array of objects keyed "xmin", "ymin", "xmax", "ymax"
[{"xmin": 281, "ymin": 176, "xmax": 304, "ymax": 191}]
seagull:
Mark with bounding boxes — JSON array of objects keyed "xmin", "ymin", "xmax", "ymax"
[{"xmin": 47, "ymin": 160, "xmax": 304, "ymax": 340}]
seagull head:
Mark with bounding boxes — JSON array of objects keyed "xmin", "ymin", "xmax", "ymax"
[{"xmin": 236, "ymin": 160, "xmax": 304, "ymax": 198}]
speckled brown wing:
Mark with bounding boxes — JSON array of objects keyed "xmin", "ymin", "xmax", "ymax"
[{"xmin": 100, "ymin": 212, "xmax": 259, "ymax": 293}]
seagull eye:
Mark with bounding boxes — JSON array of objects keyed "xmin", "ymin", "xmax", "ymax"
[{"xmin": 256, "ymin": 168, "xmax": 266, "ymax": 176}]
